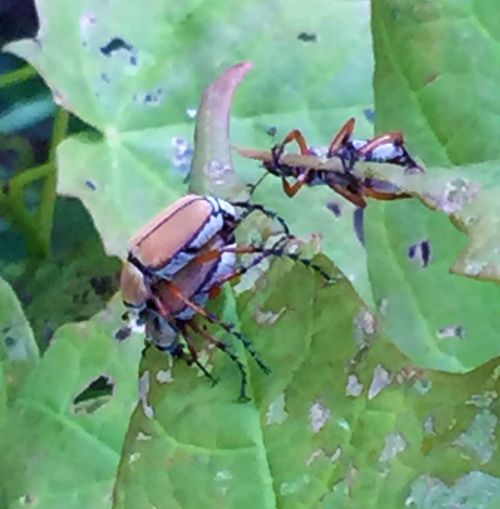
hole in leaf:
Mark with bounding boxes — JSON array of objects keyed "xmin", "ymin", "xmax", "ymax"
[
  {"xmin": 436, "ymin": 325, "xmax": 465, "ymax": 340},
  {"xmin": 353, "ymin": 207, "xmax": 365, "ymax": 245},
  {"xmin": 297, "ymin": 32, "xmax": 317, "ymax": 42},
  {"xmin": 72, "ymin": 375, "xmax": 114, "ymax": 414},
  {"xmin": 266, "ymin": 126, "xmax": 277, "ymax": 137},
  {"xmin": 326, "ymin": 201, "xmax": 342, "ymax": 217},
  {"xmin": 114, "ymin": 325, "xmax": 132, "ymax": 341},
  {"xmin": 100, "ymin": 37, "xmax": 133, "ymax": 56},
  {"xmin": 408, "ymin": 239, "xmax": 432, "ymax": 267},
  {"xmin": 363, "ymin": 108, "xmax": 375, "ymax": 123},
  {"xmin": 4, "ymin": 335, "xmax": 16, "ymax": 348}
]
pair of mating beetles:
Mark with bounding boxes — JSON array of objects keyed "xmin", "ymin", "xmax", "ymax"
[
  {"xmin": 120, "ymin": 194, "xmax": 333, "ymax": 400},
  {"xmin": 120, "ymin": 118, "xmax": 421, "ymax": 400}
]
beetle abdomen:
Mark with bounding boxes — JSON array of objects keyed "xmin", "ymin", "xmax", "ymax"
[{"xmin": 152, "ymin": 234, "xmax": 235, "ymax": 319}]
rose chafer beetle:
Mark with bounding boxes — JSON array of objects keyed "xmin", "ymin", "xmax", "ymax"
[
  {"xmin": 120, "ymin": 193, "xmax": 336, "ymax": 400},
  {"xmin": 122, "ymin": 193, "xmax": 292, "ymax": 315},
  {"xmin": 127, "ymin": 194, "xmax": 236, "ymax": 280}
]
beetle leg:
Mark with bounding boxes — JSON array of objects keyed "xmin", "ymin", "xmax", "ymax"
[
  {"xmin": 247, "ymin": 171, "xmax": 270, "ymax": 196},
  {"xmin": 266, "ymin": 130, "xmax": 312, "ymax": 196},
  {"xmin": 362, "ymin": 178, "xmax": 411, "ymax": 201},
  {"xmin": 353, "ymin": 207, "xmax": 365, "ymax": 246},
  {"xmin": 177, "ymin": 322, "xmax": 218, "ymax": 386},
  {"xmin": 357, "ymin": 131, "xmax": 404, "ymax": 157},
  {"xmin": 327, "ymin": 117, "xmax": 356, "ymax": 157},
  {"xmin": 362, "ymin": 188, "xmax": 405, "ymax": 201},
  {"xmin": 280, "ymin": 170, "xmax": 311, "ymax": 197},
  {"xmin": 163, "ymin": 281, "xmax": 271, "ymax": 376},
  {"xmin": 270, "ymin": 129, "xmax": 309, "ymax": 170},
  {"xmin": 197, "ymin": 243, "xmax": 338, "ymax": 285},
  {"xmin": 327, "ymin": 181, "xmax": 367, "ymax": 209},
  {"xmin": 279, "ymin": 129, "xmax": 310, "ymax": 155},
  {"xmin": 327, "ymin": 118, "xmax": 358, "ymax": 171},
  {"xmin": 188, "ymin": 320, "xmax": 250, "ymax": 401},
  {"xmin": 141, "ymin": 340, "xmax": 152, "ymax": 359}
]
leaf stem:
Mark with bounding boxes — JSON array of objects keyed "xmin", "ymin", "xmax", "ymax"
[
  {"xmin": 0, "ymin": 168, "xmax": 46, "ymax": 258},
  {"xmin": 36, "ymin": 107, "xmax": 69, "ymax": 255},
  {"xmin": 0, "ymin": 108, "xmax": 68, "ymax": 259},
  {"xmin": 0, "ymin": 66, "xmax": 69, "ymax": 260},
  {"xmin": 0, "ymin": 65, "xmax": 38, "ymax": 88}
]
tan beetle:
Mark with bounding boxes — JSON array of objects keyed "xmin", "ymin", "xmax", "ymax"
[
  {"xmin": 122, "ymin": 193, "xmax": 292, "ymax": 310},
  {"xmin": 120, "ymin": 193, "xmax": 336, "ymax": 400},
  {"xmin": 126, "ymin": 194, "xmax": 237, "ymax": 281},
  {"xmin": 133, "ymin": 234, "xmax": 249, "ymax": 393},
  {"xmin": 121, "ymin": 194, "xmax": 287, "ymax": 399}
]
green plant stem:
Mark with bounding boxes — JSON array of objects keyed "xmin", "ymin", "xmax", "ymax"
[
  {"xmin": 0, "ymin": 65, "xmax": 38, "ymax": 88},
  {"xmin": 8, "ymin": 163, "xmax": 53, "ymax": 188},
  {"xmin": 49, "ymin": 108, "xmax": 69, "ymax": 160},
  {"xmin": 0, "ymin": 70, "xmax": 69, "ymax": 261},
  {"xmin": 36, "ymin": 107, "xmax": 69, "ymax": 256},
  {"xmin": 0, "ymin": 164, "xmax": 53, "ymax": 259},
  {"xmin": 1, "ymin": 107, "xmax": 69, "ymax": 259}
]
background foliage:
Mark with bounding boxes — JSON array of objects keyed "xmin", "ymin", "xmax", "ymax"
[{"xmin": 0, "ymin": 1, "xmax": 499, "ymax": 508}]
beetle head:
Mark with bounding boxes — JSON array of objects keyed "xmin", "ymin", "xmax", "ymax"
[{"xmin": 120, "ymin": 260, "xmax": 149, "ymax": 310}]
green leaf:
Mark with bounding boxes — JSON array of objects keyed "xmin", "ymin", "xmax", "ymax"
[
  {"xmin": 362, "ymin": 1, "xmax": 500, "ymax": 370},
  {"xmin": 112, "ymin": 259, "xmax": 500, "ymax": 508},
  {"xmin": 0, "ymin": 277, "xmax": 38, "ymax": 409},
  {"xmin": 1, "ymin": 237, "xmax": 122, "ymax": 351},
  {"xmin": 372, "ymin": 0, "xmax": 500, "ymax": 167},
  {"xmin": 359, "ymin": 161, "xmax": 500, "ymax": 281},
  {"xmin": 5, "ymin": 0, "xmax": 376, "ymax": 302},
  {"xmin": 0, "ymin": 297, "xmax": 142, "ymax": 509}
]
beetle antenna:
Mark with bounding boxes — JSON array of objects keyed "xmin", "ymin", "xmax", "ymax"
[
  {"xmin": 231, "ymin": 201, "xmax": 293, "ymax": 238},
  {"xmin": 270, "ymin": 249, "xmax": 338, "ymax": 283},
  {"xmin": 219, "ymin": 244, "xmax": 338, "ymax": 285},
  {"xmin": 246, "ymin": 171, "xmax": 269, "ymax": 196},
  {"xmin": 203, "ymin": 314, "xmax": 271, "ymax": 376}
]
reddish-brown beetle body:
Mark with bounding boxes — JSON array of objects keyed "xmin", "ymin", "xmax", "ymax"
[
  {"xmin": 128, "ymin": 194, "xmax": 236, "ymax": 279},
  {"xmin": 119, "ymin": 192, "xmax": 336, "ymax": 399},
  {"xmin": 150, "ymin": 235, "xmax": 236, "ymax": 321}
]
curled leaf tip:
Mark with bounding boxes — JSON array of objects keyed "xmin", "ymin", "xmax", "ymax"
[{"xmin": 189, "ymin": 62, "xmax": 254, "ymax": 199}]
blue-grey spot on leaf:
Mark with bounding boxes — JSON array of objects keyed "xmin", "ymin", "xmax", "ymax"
[
  {"xmin": 100, "ymin": 37, "xmax": 134, "ymax": 56},
  {"xmin": 326, "ymin": 201, "xmax": 342, "ymax": 217},
  {"xmin": 408, "ymin": 239, "xmax": 432, "ymax": 268},
  {"xmin": 297, "ymin": 32, "xmax": 317, "ymax": 43},
  {"xmin": 363, "ymin": 108, "xmax": 375, "ymax": 123}
]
